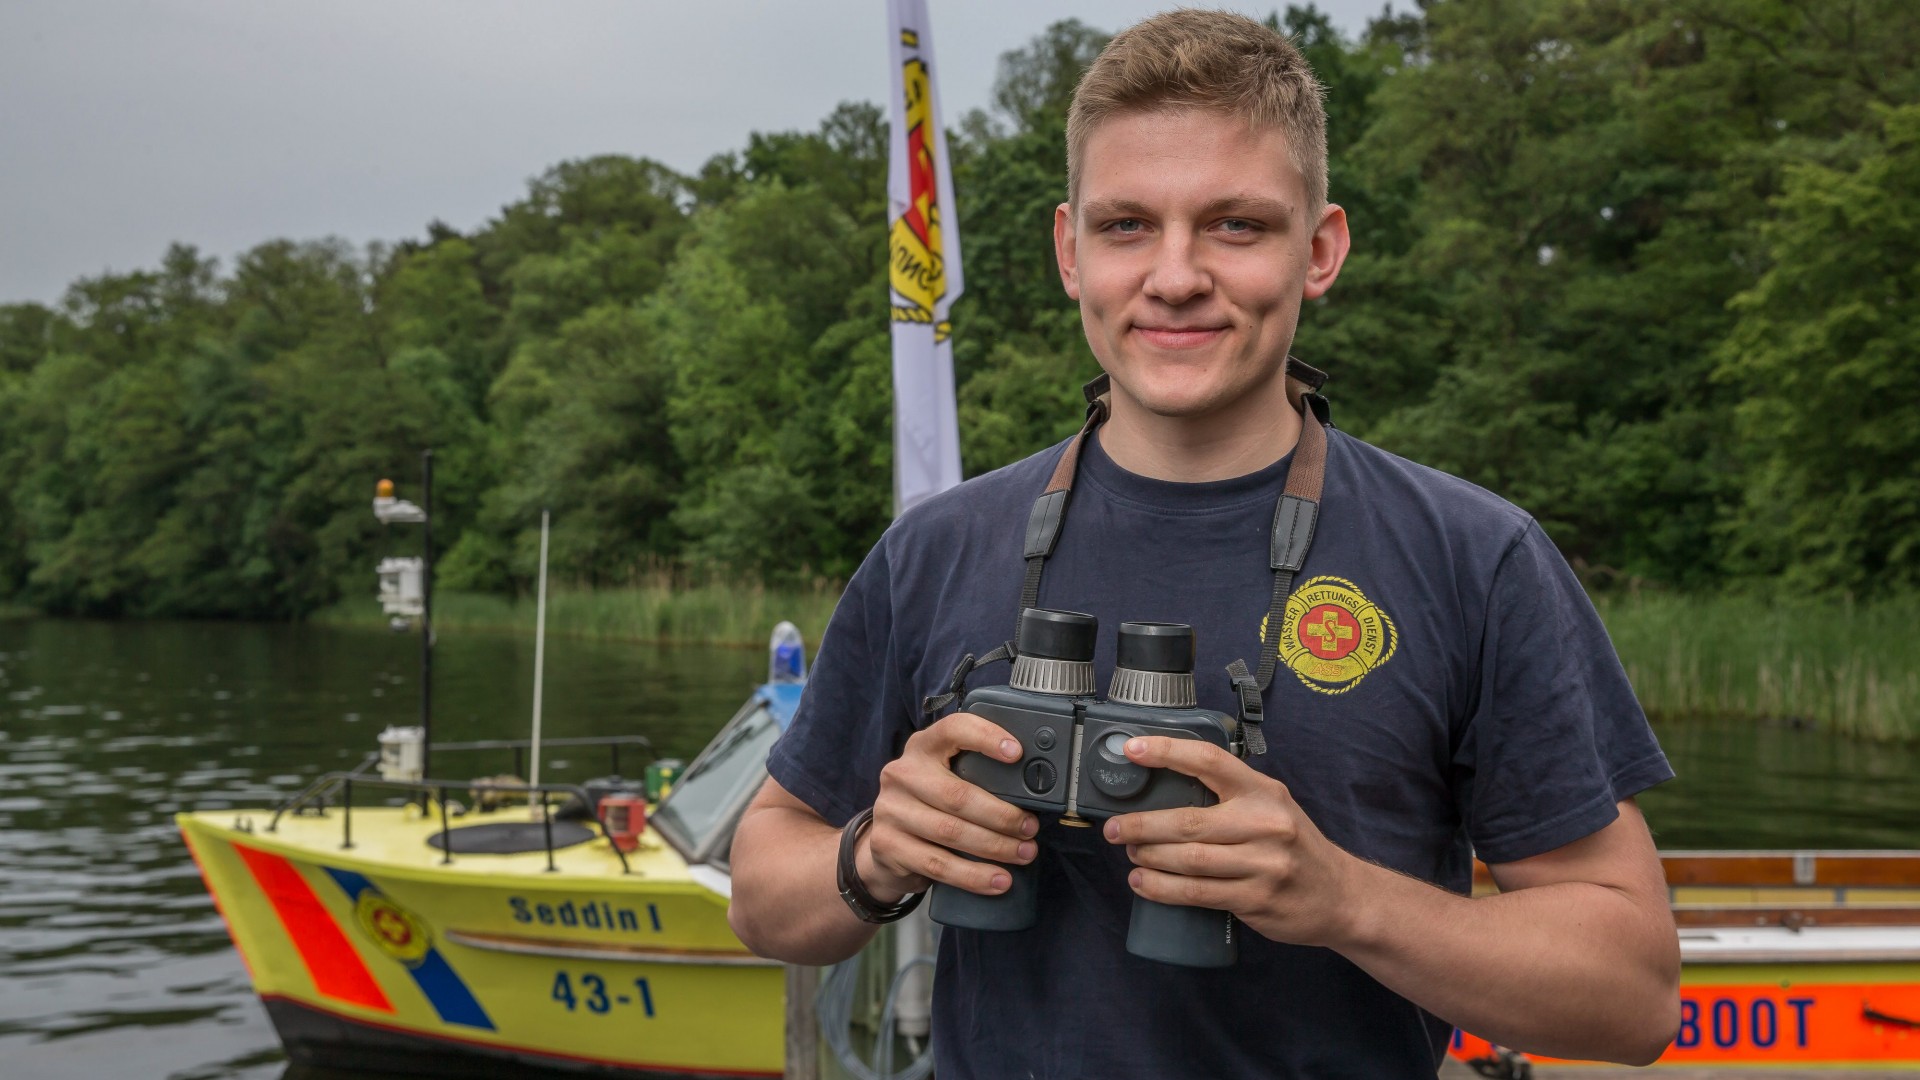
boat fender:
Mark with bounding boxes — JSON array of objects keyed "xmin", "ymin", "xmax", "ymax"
[{"xmin": 470, "ymin": 774, "xmax": 530, "ymax": 812}]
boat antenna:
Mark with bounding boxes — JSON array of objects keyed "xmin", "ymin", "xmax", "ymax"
[
  {"xmin": 528, "ymin": 508, "xmax": 551, "ymax": 801},
  {"xmin": 371, "ymin": 453, "xmax": 434, "ymax": 783}
]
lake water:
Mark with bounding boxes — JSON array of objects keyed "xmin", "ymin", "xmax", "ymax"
[{"xmin": 1, "ymin": 617, "xmax": 1916, "ymax": 1079}]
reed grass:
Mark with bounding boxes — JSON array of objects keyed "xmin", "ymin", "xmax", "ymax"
[
  {"xmin": 316, "ymin": 581, "xmax": 1917, "ymax": 739},
  {"xmin": 313, "ymin": 580, "xmax": 843, "ymax": 649},
  {"xmin": 1596, "ymin": 592, "xmax": 1920, "ymax": 740}
]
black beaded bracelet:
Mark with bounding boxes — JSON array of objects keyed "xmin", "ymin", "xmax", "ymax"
[{"xmin": 836, "ymin": 806, "xmax": 925, "ymax": 924}]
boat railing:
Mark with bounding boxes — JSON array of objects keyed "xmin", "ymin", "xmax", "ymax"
[{"xmin": 266, "ymin": 772, "xmax": 634, "ymax": 874}]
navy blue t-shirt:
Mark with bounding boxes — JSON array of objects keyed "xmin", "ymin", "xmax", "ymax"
[{"xmin": 767, "ymin": 425, "xmax": 1672, "ymax": 1079}]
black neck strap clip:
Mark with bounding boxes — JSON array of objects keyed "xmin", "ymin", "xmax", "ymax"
[
  {"xmin": 920, "ymin": 641, "xmax": 1017, "ymax": 721},
  {"xmin": 1226, "ymin": 659, "xmax": 1267, "ymax": 758}
]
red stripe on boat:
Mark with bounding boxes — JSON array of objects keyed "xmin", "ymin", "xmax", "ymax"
[{"xmin": 233, "ymin": 843, "xmax": 394, "ymax": 1014}]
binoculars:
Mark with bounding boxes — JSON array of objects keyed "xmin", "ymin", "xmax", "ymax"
[{"xmin": 928, "ymin": 608, "xmax": 1238, "ymax": 968}]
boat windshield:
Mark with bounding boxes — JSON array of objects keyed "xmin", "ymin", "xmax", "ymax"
[{"xmin": 651, "ymin": 696, "xmax": 783, "ymax": 867}]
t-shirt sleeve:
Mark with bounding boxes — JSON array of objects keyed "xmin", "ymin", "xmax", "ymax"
[
  {"xmin": 764, "ymin": 537, "xmax": 916, "ymax": 829},
  {"xmin": 1453, "ymin": 521, "xmax": 1674, "ymax": 865}
]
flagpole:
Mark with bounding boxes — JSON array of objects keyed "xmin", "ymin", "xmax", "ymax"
[
  {"xmin": 790, "ymin": 6, "xmax": 964, "ymax": 1077},
  {"xmin": 884, "ymin": 0, "xmax": 957, "ymax": 1064}
]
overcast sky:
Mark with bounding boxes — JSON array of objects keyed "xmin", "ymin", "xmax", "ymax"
[{"xmin": 2, "ymin": 1, "xmax": 1384, "ymax": 306}]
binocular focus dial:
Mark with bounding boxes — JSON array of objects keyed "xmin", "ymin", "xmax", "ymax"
[
  {"xmin": 1023, "ymin": 757, "xmax": 1058, "ymax": 795},
  {"xmin": 1089, "ymin": 730, "xmax": 1150, "ymax": 799}
]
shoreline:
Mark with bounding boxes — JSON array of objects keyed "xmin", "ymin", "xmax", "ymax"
[
  {"xmin": 310, "ymin": 582, "xmax": 842, "ymax": 651},
  {"xmin": 1596, "ymin": 592, "xmax": 1918, "ymax": 741},
  {"xmin": 322, "ymin": 586, "xmax": 1915, "ymax": 742},
  {"xmin": 9, "ymin": 587, "xmax": 1915, "ymax": 740}
]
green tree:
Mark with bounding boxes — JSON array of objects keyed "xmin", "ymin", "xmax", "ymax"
[
  {"xmin": 476, "ymin": 156, "xmax": 687, "ymax": 348},
  {"xmin": 4, "ymin": 5, "xmax": 1916, "ymax": 613},
  {"xmin": 378, "ymin": 237, "xmax": 500, "ymax": 411},
  {"xmin": 1717, "ymin": 103, "xmax": 1920, "ymax": 593},
  {"xmin": 455, "ymin": 302, "xmax": 679, "ymax": 589},
  {"xmin": 947, "ymin": 19, "xmax": 1109, "ymax": 470},
  {"xmin": 0, "ymin": 303, "xmax": 61, "ymax": 375}
]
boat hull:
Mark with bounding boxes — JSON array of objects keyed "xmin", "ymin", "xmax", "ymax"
[
  {"xmin": 1451, "ymin": 851, "xmax": 1920, "ymax": 1068},
  {"xmin": 179, "ymin": 808, "xmax": 784, "ymax": 1078},
  {"xmin": 1451, "ymin": 964, "xmax": 1920, "ymax": 1068},
  {"xmin": 264, "ymin": 995, "xmax": 769, "ymax": 1078}
]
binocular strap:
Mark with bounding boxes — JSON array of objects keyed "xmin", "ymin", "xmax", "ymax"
[{"xmin": 1009, "ymin": 363, "xmax": 1332, "ymax": 757}]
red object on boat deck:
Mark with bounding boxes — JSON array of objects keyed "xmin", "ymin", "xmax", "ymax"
[{"xmin": 598, "ymin": 795, "xmax": 646, "ymax": 852}]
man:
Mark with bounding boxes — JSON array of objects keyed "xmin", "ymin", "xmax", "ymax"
[{"xmin": 730, "ymin": 10, "xmax": 1679, "ymax": 1077}]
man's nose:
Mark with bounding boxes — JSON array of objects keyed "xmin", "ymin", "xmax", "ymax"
[{"xmin": 1142, "ymin": 231, "xmax": 1210, "ymax": 305}]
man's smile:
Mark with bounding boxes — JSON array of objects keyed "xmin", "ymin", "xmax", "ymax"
[{"xmin": 1132, "ymin": 323, "xmax": 1230, "ymax": 350}]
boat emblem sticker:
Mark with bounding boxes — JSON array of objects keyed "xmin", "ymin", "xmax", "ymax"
[
  {"xmin": 1273, "ymin": 576, "xmax": 1398, "ymax": 694},
  {"xmin": 323, "ymin": 867, "xmax": 495, "ymax": 1030},
  {"xmin": 354, "ymin": 891, "xmax": 432, "ymax": 965}
]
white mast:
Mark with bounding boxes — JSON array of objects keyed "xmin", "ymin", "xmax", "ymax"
[{"xmin": 527, "ymin": 509, "xmax": 551, "ymax": 798}]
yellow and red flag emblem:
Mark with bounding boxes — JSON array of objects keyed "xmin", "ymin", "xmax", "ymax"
[
  {"xmin": 890, "ymin": 38, "xmax": 948, "ymax": 339},
  {"xmin": 887, "ymin": 1, "xmax": 964, "ymax": 511}
]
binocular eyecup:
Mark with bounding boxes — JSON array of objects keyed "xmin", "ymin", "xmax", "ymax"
[{"xmin": 1014, "ymin": 607, "xmax": 1098, "ymax": 662}]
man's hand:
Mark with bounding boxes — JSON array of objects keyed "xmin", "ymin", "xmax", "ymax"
[
  {"xmin": 857, "ymin": 711, "xmax": 1041, "ymax": 903},
  {"xmin": 1102, "ymin": 735, "xmax": 1362, "ymax": 947},
  {"xmin": 1105, "ymin": 736, "xmax": 1679, "ymax": 1063}
]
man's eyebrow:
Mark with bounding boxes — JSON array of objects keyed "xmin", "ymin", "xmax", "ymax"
[
  {"xmin": 1078, "ymin": 195, "xmax": 1296, "ymax": 225},
  {"xmin": 1078, "ymin": 198, "xmax": 1153, "ymax": 222},
  {"xmin": 1199, "ymin": 195, "xmax": 1296, "ymax": 224}
]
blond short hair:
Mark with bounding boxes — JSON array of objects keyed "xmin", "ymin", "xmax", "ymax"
[{"xmin": 1066, "ymin": 9, "xmax": 1329, "ymax": 212}]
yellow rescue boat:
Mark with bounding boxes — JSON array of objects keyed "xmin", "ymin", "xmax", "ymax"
[{"xmin": 175, "ymin": 680, "xmax": 800, "ymax": 1078}]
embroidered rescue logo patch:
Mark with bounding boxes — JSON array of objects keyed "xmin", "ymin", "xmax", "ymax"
[{"xmin": 1275, "ymin": 576, "xmax": 1398, "ymax": 693}]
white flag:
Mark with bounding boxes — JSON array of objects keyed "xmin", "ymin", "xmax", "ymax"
[{"xmin": 887, "ymin": 0, "xmax": 964, "ymax": 513}]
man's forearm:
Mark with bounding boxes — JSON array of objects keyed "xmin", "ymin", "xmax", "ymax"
[
  {"xmin": 728, "ymin": 801, "xmax": 884, "ymax": 965},
  {"xmin": 1330, "ymin": 861, "xmax": 1679, "ymax": 1064},
  {"xmin": 1111, "ymin": 743, "xmax": 1679, "ymax": 1064}
]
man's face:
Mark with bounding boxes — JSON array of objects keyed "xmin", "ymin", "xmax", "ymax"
[{"xmin": 1055, "ymin": 108, "xmax": 1348, "ymax": 419}]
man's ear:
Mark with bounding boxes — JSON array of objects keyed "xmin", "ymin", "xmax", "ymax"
[
  {"xmin": 1053, "ymin": 201, "xmax": 1080, "ymax": 301},
  {"xmin": 1302, "ymin": 203, "xmax": 1352, "ymax": 301}
]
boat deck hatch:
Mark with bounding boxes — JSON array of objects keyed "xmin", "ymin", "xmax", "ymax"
[{"xmin": 427, "ymin": 821, "xmax": 596, "ymax": 854}]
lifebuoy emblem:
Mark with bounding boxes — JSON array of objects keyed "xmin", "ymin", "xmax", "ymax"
[
  {"xmin": 353, "ymin": 891, "xmax": 432, "ymax": 966},
  {"xmin": 1273, "ymin": 576, "xmax": 1398, "ymax": 694}
]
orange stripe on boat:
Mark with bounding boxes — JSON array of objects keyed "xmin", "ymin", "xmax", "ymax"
[
  {"xmin": 233, "ymin": 843, "xmax": 393, "ymax": 1014},
  {"xmin": 1452, "ymin": 983, "xmax": 1920, "ymax": 1065},
  {"xmin": 179, "ymin": 829, "xmax": 253, "ymax": 980}
]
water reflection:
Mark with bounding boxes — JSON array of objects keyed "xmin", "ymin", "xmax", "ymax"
[{"xmin": 1642, "ymin": 715, "xmax": 1920, "ymax": 849}]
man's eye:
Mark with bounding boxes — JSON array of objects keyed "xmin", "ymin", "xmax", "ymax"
[
  {"xmin": 1219, "ymin": 218, "xmax": 1255, "ymax": 234},
  {"xmin": 1107, "ymin": 218, "xmax": 1144, "ymax": 234}
]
